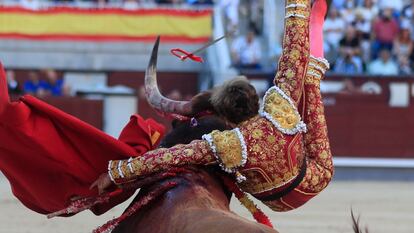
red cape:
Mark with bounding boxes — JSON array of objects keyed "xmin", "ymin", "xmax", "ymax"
[{"xmin": 0, "ymin": 63, "xmax": 165, "ymax": 215}]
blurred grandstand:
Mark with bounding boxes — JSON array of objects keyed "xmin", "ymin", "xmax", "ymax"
[{"xmin": 0, "ymin": 0, "xmax": 413, "ymax": 179}]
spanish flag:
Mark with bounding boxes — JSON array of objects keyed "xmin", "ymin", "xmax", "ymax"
[{"xmin": 0, "ymin": 7, "xmax": 212, "ymax": 42}]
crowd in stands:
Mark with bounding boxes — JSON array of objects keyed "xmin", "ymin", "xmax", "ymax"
[
  {"xmin": 6, "ymin": 69, "xmax": 70, "ymax": 97},
  {"xmin": 4, "ymin": 0, "xmax": 414, "ymax": 77},
  {"xmin": 325, "ymin": 0, "xmax": 414, "ymax": 75},
  {"xmin": 228, "ymin": 0, "xmax": 414, "ymax": 76}
]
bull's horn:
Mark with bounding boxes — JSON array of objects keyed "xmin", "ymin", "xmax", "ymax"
[{"xmin": 145, "ymin": 36, "xmax": 193, "ymax": 115}]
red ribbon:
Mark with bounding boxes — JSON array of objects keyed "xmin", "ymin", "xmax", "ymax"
[{"xmin": 170, "ymin": 48, "xmax": 204, "ymax": 63}]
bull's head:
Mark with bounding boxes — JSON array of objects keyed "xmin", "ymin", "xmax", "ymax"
[{"xmin": 145, "ymin": 36, "xmax": 259, "ymax": 125}]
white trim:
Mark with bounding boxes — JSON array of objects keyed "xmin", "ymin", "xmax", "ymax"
[
  {"xmin": 285, "ymin": 13, "xmax": 306, "ymax": 19},
  {"xmin": 309, "ymin": 55, "xmax": 330, "ymax": 69},
  {"xmin": 233, "ymin": 128, "xmax": 248, "ymax": 168},
  {"xmin": 334, "ymin": 157, "xmax": 414, "ymax": 168},
  {"xmin": 259, "ymin": 86, "xmax": 307, "ymax": 135},
  {"xmin": 307, "ymin": 69, "xmax": 322, "ymax": 79},
  {"xmin": 285, "ymin": 3, "xmax": 307, "ymax": 9},
  {"xmin": 127, "ymin": 157, "xmax": 134, "ymax": 173},
  {"xmin": 117, "ymin": 161, "xmax": 125, "ymax": 178},
  {"xmin": 308, "ymin": 63, "xmax": 326, "ymax": 74},
  {"xmin": 107, "ymin": 160, "xmax": 116, "ymax": 182}
]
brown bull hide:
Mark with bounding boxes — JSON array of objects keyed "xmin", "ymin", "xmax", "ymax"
[{"xmin": 113, "ymin": 167, "xmax": 278, "ymax": 233}]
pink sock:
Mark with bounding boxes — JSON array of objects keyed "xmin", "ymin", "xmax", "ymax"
[{"xmin": 310, "ymin": 0, "xmax": 327, "ymax": 58}]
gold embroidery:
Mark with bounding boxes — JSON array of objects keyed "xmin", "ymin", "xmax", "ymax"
[
  {"xmin": 237, "ymin": 117, "xmax": 300, "ymax": 194},
  {"xmin": 210, "ymin": 130, "xmax": 244, "ymax": 170},
  {"xmin": 295, "ymin": 57, "xmax": 334, "ymax": 194},
  {"xmin": 109, "ymin": 141, "xmax": 216, "ymax": 183},
  {"xmin": 263, "ymin": 88, "xmax": 302, "ymax": 131}
]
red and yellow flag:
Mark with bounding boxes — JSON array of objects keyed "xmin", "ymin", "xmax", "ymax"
[{"xmin": 0, "ymin": 7, "xmax": 212, "ymax": 42}]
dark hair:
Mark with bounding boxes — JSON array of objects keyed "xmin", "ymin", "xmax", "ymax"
[
  {"xmin": 190, "ymin": 77, "xmax": 259, "ymax": 125},
  {"xmin": 210, "ymin": 77, "xmax": 259, "ymax": 124}
]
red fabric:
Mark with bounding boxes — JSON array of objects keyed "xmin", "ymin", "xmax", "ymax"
[{"xmin": 0, "ymin": 63, "xmax": 165, "ymax": 215}]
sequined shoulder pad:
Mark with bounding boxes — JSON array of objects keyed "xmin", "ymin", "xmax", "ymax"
[{"xmin": 259, "ymin": 86, "xmax": 306, "ymax": 135}]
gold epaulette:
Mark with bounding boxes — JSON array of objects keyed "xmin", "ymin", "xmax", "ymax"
[
  {"xmin": 202, "ymin": 128, "xmax": 248, "ymax": 182},
  {"xmin": 259, "ymin": 86, "xmax": 307, "ymax": 135}
]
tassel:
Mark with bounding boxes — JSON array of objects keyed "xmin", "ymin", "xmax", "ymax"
[{"xmin": 221, "ymin": 175, "xmax": 273, "ymax": 228}]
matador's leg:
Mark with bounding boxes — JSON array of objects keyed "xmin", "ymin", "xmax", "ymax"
[
  {"xmin": 262, "ymin": 0, "xmax": 334, "ymax": 211},
  {"xmin": 274, "ymin": 0, "xmax": 311, "ymax": 105},
  {"xmin": 301, "ymin": 0, "xmax": 334, "ymax": 194}
]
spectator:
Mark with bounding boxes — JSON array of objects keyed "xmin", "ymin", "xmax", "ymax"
[
  {"xmin": 377, "ymin": 0, "xmax": 404, "ymax": 12},
  {"xmin": 23, "ymin": 71, "xmax": 43, "ymax": 96},
  {"xmin": 340, "ymin": 0, "xmax": 357, "ymax": 23},
  {"xmin": 367, "ymin": 49, "xmax": 399, "ymax": 75},
  {"xmin": 335, "ymin": 25, "xmax": 364, "ymax": 73},
  {"xmin": 353, "ymin": 10, "xmax": 372, "ymax": 62},
  {"xmin": 219, "ymin": 0, "xmax": 240, "ymax": 32},
  {"xmin": 40, "ymin": 69, "xmax": 67, "ymax": 96},
  {"xmin": 393, "ymin": 28, "xmax": 413, "ymax": 61},
  {"xmin": 231, "ymin": 30, "xmax": 262, "ymax": 69},
  {"xmin": 398, "ymin": 56, "xmax": 412, "ymax": 75},
  {"xmin": 372, "ymin": 8, "xmax": 400, "ymax": 58},
  {"xmin": 334, "ymin": 54, "xmax": 364, "ymax": 74},
  {"xmin": 333, "ymin": 0, "xmax": 347, "ymax": 10},
  {"xmin": 353, "ymin": 10, "xmax": 371, "ymax": 41},
  {"xmin": 324, "ymin": 8, "xmax": 346, "ymax": 50},
  {"xmin": 401, "ymin": 1, "xmax": 414, "ymax": 40},
  {"xmin": 357, "ymin": 0, "xmax": 379, "ymax": 22},
  {"xmin": 6, "ymin": 70, "xmax": 22, "ymax": 95},
  {"xmin": 402, "ymin": 0, "xmax": 414, "ymax": 19},
  {"xmin": 243, "ymin": 0, "xmax": 264, "ymax": 35}
]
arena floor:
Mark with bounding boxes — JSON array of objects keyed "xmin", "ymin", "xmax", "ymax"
[{"xmin": 0, "ymin": 176, "xmax": 412, "ymax": 233}]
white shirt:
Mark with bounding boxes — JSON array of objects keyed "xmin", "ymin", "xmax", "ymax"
[
  {"xmin": 324, "ymin": 17, "xmax": 346, "ymax": 47},
  {"xmin": 357, "ymin": 6, "xmax": 379, "ymax": 21},
  {"xmin": 378, "ymin": 0, "xmax": 404, "ymax": 11},
  {"xmin": 368, "ymin": 59, "xmax": 399, "ymax": 76},
  {"xmin": 231, "ymin": 36, "xmax": 262, "ymax": 65}
]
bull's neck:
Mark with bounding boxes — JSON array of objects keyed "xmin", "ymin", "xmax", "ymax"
[{"xmin": 164, "ymin": 170, "xmax": 230, "ymax": 211}]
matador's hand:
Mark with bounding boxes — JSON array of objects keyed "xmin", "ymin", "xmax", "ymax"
[{"xmin": 90, "ymin": 173, "xmax": 113, "ymax": 194}]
